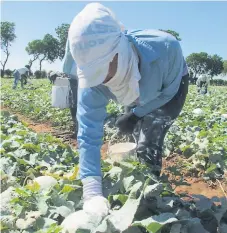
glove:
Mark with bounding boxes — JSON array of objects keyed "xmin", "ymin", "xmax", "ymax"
[
  {"xmin": 116, "ymin": 112, "xmax": 141, "ymax": 134},
  {"xmin": 61, "ymin": 176, "xmax": 110, "ymax": 233},
  {"xmin": 82, "ymin": 176, "xmax": 110, "ymax": 215},
  {"xmin": 83, "ymin": 195, "xmax": 110, "ymax": 217},
  {"xmin": 61, "ymin": 196, "xmax": 110, "ymax": 233},
  {"xmin": 61, "ymin": 209, "xmax": 102, "ymax": 233}
]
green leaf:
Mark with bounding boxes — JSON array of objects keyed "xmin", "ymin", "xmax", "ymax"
[
  {"xmin": 109, "ymin": 194, "xmax": 128, "ymax": 206},
  {"xmin": 22, "ymin": 143, "xmax": 40, "ymax": 153},
  {"xmin": 37, "ymin": 197, "xmax": 49, "ymax": 215},
  {"xmin": 104, "ymin": 181, "xmax": 143, "ymax": 232},
  {"xmin": 14, "ymin": 204, "xmax": 24, "ymax": 216},
  {"xmin": 144, "ymin": 183, "xmax": 163, "ymax": 199},
  {"xmin": 113, "ymin": 194, "xmax": 128, "ymax": 204},
  {"xmin": 205, "ymin": 163, "xmax": 217, "ymax": 174},
  {"xmin": 132, "ymin": 213, "xmax": 178, "ymax": 233},
  {"xmin": 34, "ymin": 217, "xmax": 57, "ymax": 230},
  {"xmin": 2, "ymin": 140, "xmax": 20, "ymax": 150},
  {"xmin": 15, "ymin": 188, "xmax": 30, "ymax": 197},
  {"xmin": 26, "ymin": 181, "xmax": 40, "ymax": 192},
  {"xmin": 44, "ymin": 223, "xmax": 63, "ymax": 233},
  {"xmin": 122, "ymin": 175, "xmax": 135, "ymax": 193},
  {"xmin": 61, "ymin": 185, "xmax": 75, "ymax": 193},
  {"xmin": 54, "ymin": 206, "xmax": 73, "ymax": 218}
]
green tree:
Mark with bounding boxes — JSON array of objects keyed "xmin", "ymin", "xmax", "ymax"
[
  {"xmin": 159, "ymin": 29, "xmax": 181, "ymax": 41},
  {"xmin": 55, "ymin": 23, "xmax": 70, "ymax": 60},
  {"xmin": 0, "ymin": 22, "xmax": 16, "ymax": 77},
  {"xmin": 207, "ymin": 54, "xmax": 223, "ymax": 77},
  {"xmin": 34, "ymin": 70, "xmax": 47, "ymax": 79},
  {"xmin": 25, "ymin": 65, "xmax": 33, "ymax": 76},
  {"xmin": 40, "ymin": 34, "xmax": 59, "ymax": 71},
  {"xmin": 186, "ymin": 53, "xmax": 223, "ymax": 79},
  {"xmin": 186, "ymin": 52, "xmax": 210, "ymax": 79},
  {"xmin": 222, "ymin": 60, "xmax": 227, "ymax": 75},
  {"xmin": 25, "ymin": 40, "xmax": 43, "ymax": 70},
  {"xmin": 26, "ymin": 34, "xmax": 59, "ymax": 71},
  {"xmin": 4, "ymin": 69, "xmax": 13, "ymax": 77}
]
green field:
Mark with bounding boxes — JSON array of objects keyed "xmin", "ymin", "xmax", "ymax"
[
  {"xmin": 1, "ymin": 111, "xmax": 227, "ymax": 232},
  {"xmin": 1, "ymin": 78, "xmax": 227, "ymax": 232},
  {"xmin": 1, "ymin": 78, "xmax": 227, "ymax": 178},
  {"xmin": 1, "ymin": 79, "xmax": 73, "ymax": 131}
]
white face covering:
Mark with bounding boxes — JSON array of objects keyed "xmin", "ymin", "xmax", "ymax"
[
  {"xmin": 104, "ymin": 35, "xmax": 141, "ymax": 106},
  {"xmin": 68, "ymin": 3, "xmax": 141, "ymax": 105}
]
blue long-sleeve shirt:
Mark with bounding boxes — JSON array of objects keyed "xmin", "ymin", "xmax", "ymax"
[{"xmin": 62, "ymin": 29, "xmax": 188, "ymax": 179}]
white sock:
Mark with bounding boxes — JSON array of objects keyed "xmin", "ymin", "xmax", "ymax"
[{"xmin": 82, "ymin": 176, "xmax": 103, "ymax": 201}]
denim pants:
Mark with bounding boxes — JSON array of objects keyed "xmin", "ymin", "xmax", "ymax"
[
  {"xmin": 12, "ymin": 71, "xmax": 21, "ymax": 89},
  {"xmin": 13, "ymin": 71, "xmax": 27, "ymax": 89},
  {"xmin": 126, "ymin": 74, "xmax": 189, "ymax": 176}
]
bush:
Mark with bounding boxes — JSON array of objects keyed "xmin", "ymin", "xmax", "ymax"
[
  {"xmin": 210, "ymin": 79, "xmax": 227, "ymax": 86},
  {"xmin": 34, "ymin": 70, "xmax": 47, "ymax": 79},
  {"xmin": 34, "ymin": 70, "xmax": 41, "ymax": 79},
  {"xmin": 4, "ymin": 69, "xmax": 13, "ymax": 77},
  {"xmin": 189, "ymin": 77, "xmax": 227, "ymax": 86}
]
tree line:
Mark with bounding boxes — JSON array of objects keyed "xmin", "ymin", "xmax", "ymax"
[
  {"xmin": 1, "ymin": 21, "xmax": 227, "ymax": 80},
  {"xmin": 1, "ymin": 21, "xmax": 69, "ymax": 77}
]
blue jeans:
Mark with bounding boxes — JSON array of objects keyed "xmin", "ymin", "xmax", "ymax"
[
  {"xmin": 13, "ymin": 71, "xmax": 26, "ymax": 89},
  {"xmin": 13, "ymin": 71, "xmax": 20, "ymax": 89}
]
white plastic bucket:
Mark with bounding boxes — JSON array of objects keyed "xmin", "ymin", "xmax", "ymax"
[
  {"xmin": 51, "ymin": 78, "xmax": 70, "ymax": 109},
  {"xmin": 54, "ymin": 78, "xmax": 70, "ymax": 86},
  {"xmin": 107, "ymin": 142, "xmax": 137, "ymax": 162}
]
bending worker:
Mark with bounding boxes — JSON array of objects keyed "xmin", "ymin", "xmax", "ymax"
[
  {"xmin": 196, "ymin": 74, "xmax": 210, "ymax": 94},
  {"xmin": 12, "ymin": 67, "xmax": 30, "ymax": 89},
  {"xmin": 48, "ymin": 71, "xmax": 61, "ymax": 84},
  {"xmin": 62, "ymin": 3, "xmax": 189, "ymax": 220}
]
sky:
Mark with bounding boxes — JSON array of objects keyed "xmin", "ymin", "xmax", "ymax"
[{"xmin": 1, "ymin": 1, "xmax": 227, "ymax": 72}]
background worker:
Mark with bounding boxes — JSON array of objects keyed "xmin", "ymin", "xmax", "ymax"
[
  {"xmin": 12, "ymin": 67, "xmax": 30, "ymax": 89},
  {"xmin": 196, "ymin": 74, "xmax": 210, "ymax": 94}
]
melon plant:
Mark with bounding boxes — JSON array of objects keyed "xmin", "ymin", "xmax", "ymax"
[{"xmin": 1, "ymin": 112, "xmax": 227, "ymax": 232}]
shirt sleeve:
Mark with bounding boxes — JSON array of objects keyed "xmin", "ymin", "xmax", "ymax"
[
  {"xmin": 62, "ymin": 38, "xmax": 76, "ymax": 78},
  {"xmin": 182, "ymin": 57, "xmax": 188, "ymax": 76},
  {"xmin": 77, "ymin": 86, "xmax": 109, "ymax": 179},
  {"xmin": 133, "ymin": 92, "xmax": 176, "ymax": 117},
  {"xmin": 134, "ymin": 39, "xmax": 184, "ymax": 118}
]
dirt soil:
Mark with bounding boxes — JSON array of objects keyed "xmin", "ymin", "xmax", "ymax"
[
  {"xmin": 1, "ymin": 106, "xmax": 227, "ymax": 199},
  {"xmin": 1, "ymin": 106, "xmax": 78, "ymax": 148},
  {"xmin": 162, "ymin": 153, "xmax": 227, "ymax": 199}
]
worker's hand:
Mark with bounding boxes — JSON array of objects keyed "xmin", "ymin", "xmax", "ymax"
[
  {"xmin": 61, "ymin": 196, "xmax": 110, "ymax": 233},
  {"xmin": 116, "ymin": 112, "xmax": 141, "ymax": 134},
  {"xmin": 83, "ymin": 195, "xmax": 110, "ymax": 217}
]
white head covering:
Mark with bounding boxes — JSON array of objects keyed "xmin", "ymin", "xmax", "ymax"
[
  {"xmin": 68, "ymin": 3, "xmax": 141, "ymax": 105},
  {"xmin": 68, "ymin": 3, "xmax": 121, "ymax": 87}
]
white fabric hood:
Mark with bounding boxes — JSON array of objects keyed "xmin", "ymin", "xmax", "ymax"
[{"xmin": 68, "ymin": 3, "xmax": 141, "ymax": 105}]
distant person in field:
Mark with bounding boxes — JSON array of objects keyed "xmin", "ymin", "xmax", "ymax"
[
  {"xmin": 196, "ymin": 75, "xmax": 210, "ymax": 94},
  {"xmin": 48, "ymin": 71, "xmax": 61, "ymax": 84},
  {"xmin": 12, "ymin": 67, "xmax": 30, "ymax": 89},
  {"xmin": 61, "ymin": 3, "xmax": 189, "ymax": 224}
]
